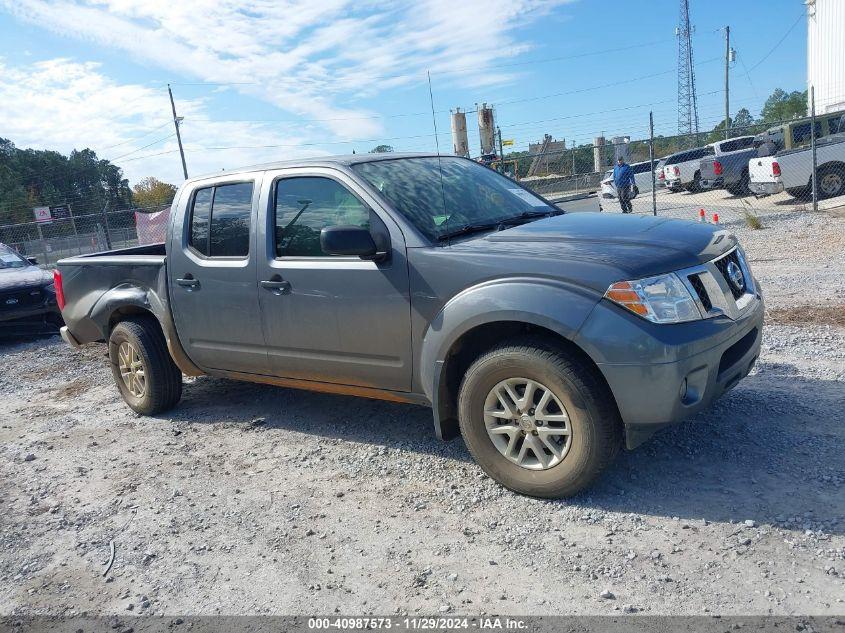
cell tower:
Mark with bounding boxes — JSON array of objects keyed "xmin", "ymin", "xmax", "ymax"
[{"xmin": 676, "ymin": 0, "xmax": 700, "ymax": 147}]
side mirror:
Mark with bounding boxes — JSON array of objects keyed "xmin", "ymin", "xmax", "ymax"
[
  {"xmin": 27, "ymin": 257, "xmax": 38, "ymax": 265},
  {"xmin": 320, "ymin": 225, "xmax": 380, "ymax": 259}
]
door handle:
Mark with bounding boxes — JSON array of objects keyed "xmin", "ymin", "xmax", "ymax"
[
  {"xmin": 260, "ymin": 278, "xmax": 291, "ymax": 295},
  {"xmin": 176, "ymin": 276, "xmax": 200, "ymax": 289}
]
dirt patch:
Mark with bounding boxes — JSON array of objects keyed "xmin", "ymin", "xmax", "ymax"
[
  {"xmin": 52, "ymin": 377, "xmax": 91, "ymax": 400},
  {"xmin": 767, "ymin": 304, "xmax": 845, "ymax": 326}
]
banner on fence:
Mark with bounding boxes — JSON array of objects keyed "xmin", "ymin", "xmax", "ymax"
[{"xmin": 135, "ymin": 207, "xmax": 170, "ymax": 245}]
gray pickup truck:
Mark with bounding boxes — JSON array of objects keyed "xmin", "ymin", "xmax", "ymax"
[
  {"xmin": 699, "ymin": 146, "xmax": 760, "ymax": 196},
  {"xmin": 56, "ymin": 154, "xmax": 763, "ymax": 497}
]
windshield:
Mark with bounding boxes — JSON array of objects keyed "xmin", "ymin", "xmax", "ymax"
[
  {"xmin": 352, "ymin": 157, "xmax": 556, "ymax": 241},
  {"xmin": 0, "ymin": 249, "xmax": 30, "ymax": 269}
]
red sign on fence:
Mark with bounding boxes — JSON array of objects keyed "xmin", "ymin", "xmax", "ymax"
[{"xmin": 135, "ymin": 207, "xmax": 170, "ymax": 245}]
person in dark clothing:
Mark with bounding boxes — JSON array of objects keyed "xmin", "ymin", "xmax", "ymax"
[{"xmin": 613, "ymin": 156, "xmax": 636, "ymax": 214}]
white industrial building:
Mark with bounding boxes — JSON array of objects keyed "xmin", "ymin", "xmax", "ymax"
[{"xmin": 806, "ymin": 0, "xmax": 845, "ymax": 113}]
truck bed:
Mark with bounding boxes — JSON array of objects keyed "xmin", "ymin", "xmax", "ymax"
[
  {"xmin": 62, "ymin": 242, "xmax": 166, "ymax": 262},
  {"xmin": 56, "ymin": 243, "xmax": 169, "ymax": 345}
]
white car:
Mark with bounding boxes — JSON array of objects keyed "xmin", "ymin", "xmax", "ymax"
[
  {"xmin": 663, "ymin": 137, "xmax": 756, "ymax": 192},
  {"xmin": 599, "ymin": 160, "xmax": 656, "ymax": 199},
  {"xmin": 748, "ymin": 134, "xmax": 845, "ymax": 199}
]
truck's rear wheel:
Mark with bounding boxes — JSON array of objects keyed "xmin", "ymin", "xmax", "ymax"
[
  {"xmin": 109, "ymin": 316, "xmax": 182, "ymax": 415},
  {"xmin": 458, "ymin": 339, "xmax": 621, "ymax": 498},
  {"xmin": 818, "ymin": 165, "xmax": 845, "ymax": 199}
]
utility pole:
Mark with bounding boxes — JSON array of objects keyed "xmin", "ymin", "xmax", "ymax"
[
  {"xmin": 168, "ymin": 84, "xmax": 189, "ymax": 180},
  {"xmin": 810, "ymin": 85, "xmax": 818, "ymax": 213},
  {"xmin": 724, "ymin": 25, "xmax": 730, "ymax": 140}
]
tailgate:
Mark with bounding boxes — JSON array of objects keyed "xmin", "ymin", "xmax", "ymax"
[
  {"xmin": 699, "ymin": 159, "xmax": 718, "ymax": 181},
  {"xmin": 749, "ymin": 156, "xmax": 779, "ymax": 183}
]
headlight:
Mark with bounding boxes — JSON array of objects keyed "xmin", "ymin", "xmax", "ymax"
[{"xmin": 605, "ymin": 273, "xmax": 701, "ymax": 323}]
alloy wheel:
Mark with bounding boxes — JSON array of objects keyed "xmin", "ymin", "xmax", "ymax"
[
  {"xmin": 483, "ymin": 377, "xmax": 572, "ymax": 470},
  {"xmin": 118, "ymin": 341, "xmax": 146, "ymax": 398}
]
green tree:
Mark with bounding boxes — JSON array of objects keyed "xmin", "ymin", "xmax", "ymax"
[
  {"xmin": 0, "ymin": 138, "xmax": 131, "ymax": 230},
  {"xmin": 132, "ymin": 176, "xmax": 177, "ymax": 211},
  {"xmin": 760, "ymin": 88, "xmax": 807, "ymax": 124},
  {"xmin": 369, "ymin": 144, "xmax": 394, "ymax": 153}
]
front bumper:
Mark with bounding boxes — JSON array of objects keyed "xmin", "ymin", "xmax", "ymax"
[
  {"xmin": 575, "ymin": 291, "xmax": 764, "ymax": 449},
  {"xmin": 0, "ymin": 302, "xmax": 62, "ymax": 336},
  {"xmin": 749, "ymin": 181, "xmax": 783, "ymax": 196}
]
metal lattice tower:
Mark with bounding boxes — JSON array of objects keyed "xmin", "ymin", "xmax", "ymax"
[{"xmin": 677, "ymin": 0, "xmax": 700, "ymax": 147}]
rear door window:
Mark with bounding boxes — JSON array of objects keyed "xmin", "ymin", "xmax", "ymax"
[
  {"xmin": 632, "ymin": 163, "xmax": 651, "ymax": 174},
  {"xmin": 719, "ymin": 137, "xmax": 754, "ymax": 153},
  {"xmin": 791, "ymin": 122, "xmax": 822, "ymax": 146},
  {"xmin": 188, "ymin": 182, "xmax": 254, "ymax": 257}
]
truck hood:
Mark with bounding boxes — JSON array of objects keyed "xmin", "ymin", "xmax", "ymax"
[
  {"xmin": 451, "ymin": 212, "xmax": 737, "ymax": 292},
  {"xmin": 0, "ymin": 265, "xmax": 52, "ymax": 292}
]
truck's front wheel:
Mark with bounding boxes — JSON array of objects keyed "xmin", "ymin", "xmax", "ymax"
[
  {"xmin": 458, "ymin": 339, "xmax": 621, "ymax": 498},
  {"xmin": 109, "ymin": 316, "xmax": 182, "ymax": 415}
]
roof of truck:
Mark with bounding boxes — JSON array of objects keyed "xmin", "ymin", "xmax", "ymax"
[{"xmin": 186, "ymin": 152, "xmax": 446, "ymax": 184}]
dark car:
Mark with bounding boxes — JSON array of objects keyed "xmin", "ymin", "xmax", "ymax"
[{"xmin": 0, "ymin": 244, "xmax": 62, "ymax": 336}]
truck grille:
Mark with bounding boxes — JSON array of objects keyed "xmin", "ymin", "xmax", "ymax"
[
  {"xmin": 686, "ymin": 274, "xmax": 712, "ymax": 311},
  {"xmin": 713, "ymin": 250, "xmax": 745, "ymax": 299},
  {"xmin": 0, "ymin": 287, "xmax": 44, "ymax": 311},
  {"xmin": 679, "ymin": 246, "xmax": 757, "ymax": 321}
]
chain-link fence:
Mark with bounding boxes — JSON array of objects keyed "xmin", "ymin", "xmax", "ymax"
[{"xmin": 0, "ymin": 207, "xmax": 170, "ymax": 267}]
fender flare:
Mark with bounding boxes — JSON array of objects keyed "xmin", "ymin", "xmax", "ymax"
[
  {"xmin": 91, "ymin": 283, "xmax": 204, "ymax": 377},
  {"xmin": 419, "ymin": 277, "xmax": 601, "ymax": 439}
]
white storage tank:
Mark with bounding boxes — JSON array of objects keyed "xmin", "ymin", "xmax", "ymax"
[
  {"xmin": 477, "ymin": 103, "xmax": 496, "ymax": 156},
  {"xmin": 451, "ymin": 108, "xmax": 469, "ymax": 157}
]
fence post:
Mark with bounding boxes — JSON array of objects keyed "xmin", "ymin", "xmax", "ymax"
[
  {"xmin": 100, "ymin": 202, "xmax": 113, "ymax": 250},
  {"xmin": 649, "ymin": 111, "xmax": 657, "ymax": 216},
  {"xmin": 810, "ymin": 85, "xmax": 818, "ymax": 213}
]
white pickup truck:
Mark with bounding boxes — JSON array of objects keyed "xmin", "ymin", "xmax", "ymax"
[
  {"xmin": 663, "ymin": 137, "xmax": 756, "ymax": 193},
  {"xmin": 748, "ymin": 134, "xmax": 845, "ymax": 200}
]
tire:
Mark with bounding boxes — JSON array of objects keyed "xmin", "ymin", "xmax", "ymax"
[
  {"xmin": 817, "ymin": 164, "xmax": 845, "ymax": 199},
  {"xmin": 458, "ymin": 338, "xmax": 621, "ymax": 498},
  {"xmin": 688, "ymin": 171, "xmax": 702, "ymax": 193},
  {"xmin": 731, "ymin": 170, "xmax": 751, "ymax": 197},
  {"xmin": 786, "ymin": 186, "xmax": 811, "ymax": 200},
  {"xmin": 108, "ymin": 316, "xmax": 182, "ymax": 415}
]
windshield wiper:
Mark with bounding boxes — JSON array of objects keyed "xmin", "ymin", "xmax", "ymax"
[
  {"xmin": 497, "ymin": 208, "xmax": 563, "ymax": 227},
  {"xmin": 436, "ymin": 221, "xmax": 502, "ymax": 241}
]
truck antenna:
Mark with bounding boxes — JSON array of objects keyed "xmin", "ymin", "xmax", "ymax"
[{"xmin": 427, "ymin": 71, "xmax": 450, "ymax": 244}]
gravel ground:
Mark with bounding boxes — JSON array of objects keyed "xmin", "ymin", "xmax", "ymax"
[{"xmin": 1, "ymin": 205, "xmax": 843, "ymax": 617}]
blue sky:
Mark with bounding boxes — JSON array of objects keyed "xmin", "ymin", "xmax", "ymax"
[{"xmin": 0, "ymin": 0, "xmax": 808, "ymax": 185}]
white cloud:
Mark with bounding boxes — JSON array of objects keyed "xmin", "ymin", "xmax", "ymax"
[
  {"xmin": 1, "ymin": 0, "xmax": 573, "ymax": 138},
  {"xmin": 0, "ymin": 58, "xmax": 326, "ymax": 184}
]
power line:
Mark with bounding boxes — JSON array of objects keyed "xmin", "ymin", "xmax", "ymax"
[{"xmin": 747, "ymin": 11, "xmax": 805, "ymax": 73}]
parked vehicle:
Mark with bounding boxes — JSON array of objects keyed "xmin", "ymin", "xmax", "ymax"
[
  {"xmin": 754, "ymin": 109, "xmax": 845, "ymax": 153},
  {"xmin": 748, "ymin": 133, "xmax": 845, "ymax": 199},
  {"xmin": 56, "ymin": 154, "xmax": 763, "ymax": 498},
  {"xmin": 0, "ymin": 243, "xmax": 62, "ymax": 336},
  {"xmin": 700, "ymin": 147, "xmax": 758, "ymax": 196},
  {"xmin": 664, "ymin": 146, "xmax": 715, "ymax": 192},
  {"xmin": 664, "ymin": 137, "xmax": 755, "ymax": 192},
  {"xmin": 654, "ymin": 158, "xmax": 667, "ymax": 189},
  {"xmin": 599, "ymin": 160, "xmax": 654, "ymax": 200}
]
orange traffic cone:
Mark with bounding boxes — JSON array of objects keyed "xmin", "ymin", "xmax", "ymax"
[
  {"xmin": 698, "ymin": 208, "xmax": 705, "ymax": 222},
  {"xmin": 712, "ymin": 213, "xmax": 720, "ymax": 224}
]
